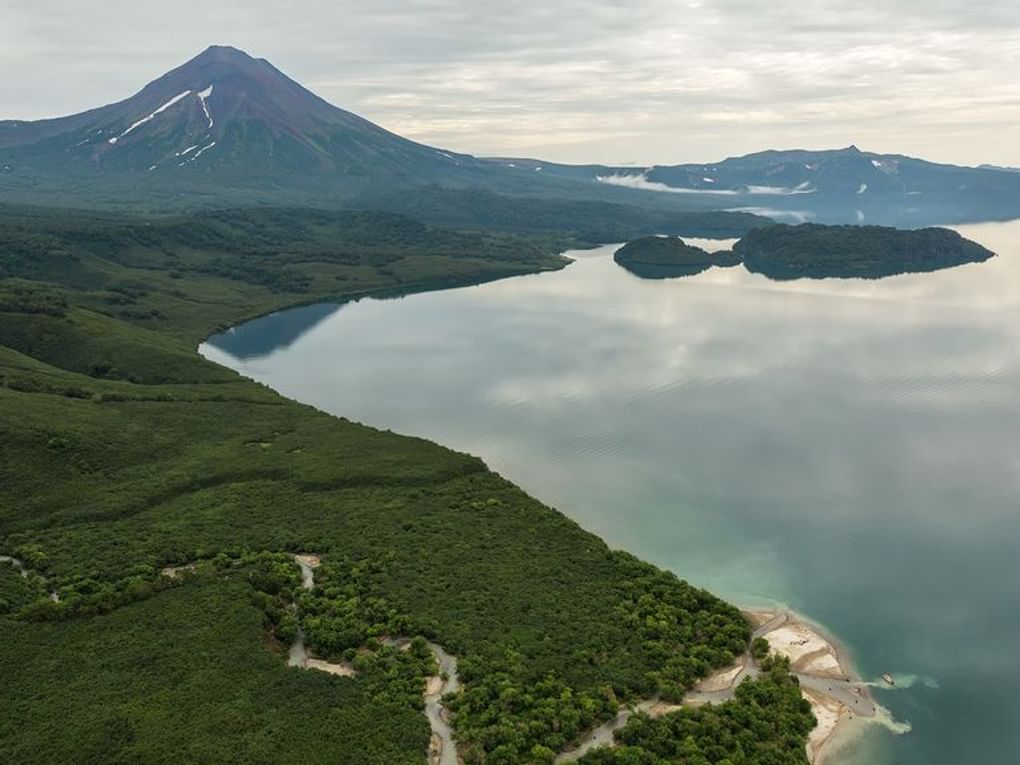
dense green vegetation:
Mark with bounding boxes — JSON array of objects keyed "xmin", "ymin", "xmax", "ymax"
[
  {"xmin": 2, "ymin": 575, "xmax": 434, "ymax": 765},
  {"xmin": 613, "ymin": 237, "xmax": 741, "ymax": 279},
  {"xmin": 365, "ymin": 188, "xmax": 769, "ymax": 242},
  {"xmin": 734, "ymin": 223, "xmax": 995, "ymax": 280},
  {"xmin": 577, "ymin": 657, "xmax": 815, "ymax": 765},
  {"xmin": 0, "ymin": 204, "xmax": 808, "ymax": 763},
  {"xmin": 0, "ymin": 561, "xmax": 47, "ymax": 615},
  {"xmin": 447, "ymin": 553, "xmax": 749, "ymax": 763}
]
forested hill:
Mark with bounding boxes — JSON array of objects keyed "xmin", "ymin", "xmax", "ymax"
[
  {"xmin": 0, "ymin": 205, "xmax": 811, "ymax": 764},
  {"xmin": 614, "ymin": 236, "xmax": 741, "ymax": 278},
  {"xmin": 614, "ymin": 223, "xmax": 995, "ymax": 282}
]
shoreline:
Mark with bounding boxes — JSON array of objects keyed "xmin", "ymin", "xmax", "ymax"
[
  {"xmin": 556, "ymin": 607, "xmax": 890, "ymax": 765},
  {"xmin": 192, "ymin": 254, "xmax": 896, "ymax": 765},
  {"xmin": 744, "ymin": 608, "xmax": 886, "ymax": 764}
]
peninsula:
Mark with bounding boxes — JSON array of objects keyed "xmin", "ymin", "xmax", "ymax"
[{"xmin": 555, "ymin": 608, "xmax": 897, "ymax": 765}]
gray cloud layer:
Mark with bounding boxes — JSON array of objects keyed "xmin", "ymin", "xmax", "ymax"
[{"xmin": 3, "ymin": 0, "xmax": 1019, "ymax": 165}]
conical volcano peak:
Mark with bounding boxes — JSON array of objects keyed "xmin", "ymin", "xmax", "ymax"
[
  {"xmin": 155, "ymin": 44, "xmax": 288, "ymax": 92},
  {"xmin": 191, "ymin": 45, "xmax": 258, "ymax": 64},
  {"xmin": 0, "ymin": 45, "xmax": 485, "ymax": 189},
  {"xmin": 172, "ymin": 45, "xmax": 280, "ymax": 82}
]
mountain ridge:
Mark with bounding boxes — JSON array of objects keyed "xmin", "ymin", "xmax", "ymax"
[{"xmin": 2, "ymin": 45, "xmax": 1020, "ymax": 226}]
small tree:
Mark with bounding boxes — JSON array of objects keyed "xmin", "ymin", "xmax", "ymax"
[{"xmin": 751, "ymin": 636, "xmax": 770, "ymax": 662}]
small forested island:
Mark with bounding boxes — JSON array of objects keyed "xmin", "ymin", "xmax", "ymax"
[
  {"xmin": 735, "ymin": 223, "xmax": 995, "ymax": 280},
  {"xmin": 613, "ymin": 236, "xmax": 741, "ymax": 278},
  {"xmin": 615, "ymin": 224, "xmax": 995, "ymax": 281}
]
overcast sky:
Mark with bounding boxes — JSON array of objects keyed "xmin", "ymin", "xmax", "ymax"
[{"xmin": 3, "ymin": 0, "xmax": 1019, "ymax": 166}]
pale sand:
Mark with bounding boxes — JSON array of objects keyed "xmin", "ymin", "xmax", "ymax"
[
  {"xmin": 305, "ymin": 657, "xmax": 357, "ymax": 677},
  {"xmin": 160, "ymin": 563, "xmax": 196, "ymax": 579},
  {"xmin": 804, "ymin": 688, "xmax": 850, "ymax": 762},
  {"xmin": 425, "ymin": 675, "xmax": 444, "ymax": 696},
  {"xmin": 294, "ymin": 554, "xmax": 321, "ymax": 569},
  {"xmin": 798, "ymin": 647, "xmax": 843, "ymax": 677},
  {"xmin": 647, "ymin": 701, "xmax": 684, "ymax": 717},
  {"xmin": 764, "ymin": 623, "xmax": 838, "ymax": 670},
  {"xmin": 745, "ymin": 610, "xmax": 778, "ymax": 629},
  {"xmin": 694, "ymin": 660, "xmax": 746, "ymax": 692},
  {"xmin": 428, "ymin": 732, "xmax": 443, "ymax": 765}
]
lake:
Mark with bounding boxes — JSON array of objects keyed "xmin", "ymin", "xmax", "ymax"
[{"xmin": 202, "ymin": 220, "xmax": 1020, "ymax": 764}]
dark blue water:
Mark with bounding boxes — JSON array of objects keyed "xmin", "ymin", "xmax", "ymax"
[{"xmin": 203, "ymin": 221, "xmax": 1020, "ymax": 764}]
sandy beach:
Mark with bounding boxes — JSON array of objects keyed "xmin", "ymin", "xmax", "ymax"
[{"xmin": 746, "ymin": 609, "xmax": 884, "ymax": 764}]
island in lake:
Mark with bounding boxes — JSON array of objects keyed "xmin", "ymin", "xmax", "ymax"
[
  {"xmin": 613, "ymin": 236, "xmax": 742, "ymax": 278},
  {"xmin": 616, "ymin": 224, "xmax": 995, "ymax": 281}
]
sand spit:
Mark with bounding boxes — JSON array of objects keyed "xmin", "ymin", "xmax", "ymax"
[{"xmin": 749, "ymin": 609, "xmax": 909, "ymax": 764}]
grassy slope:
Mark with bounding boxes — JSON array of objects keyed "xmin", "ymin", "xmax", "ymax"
[{"xmin": 0, "ymin": 206, "xmax": 802, "ymax": 764}]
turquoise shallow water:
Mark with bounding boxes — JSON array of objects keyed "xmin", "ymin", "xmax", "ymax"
[{"xmin": 203, "ymin": 220, "xmax": 1020, "ymax": 764}]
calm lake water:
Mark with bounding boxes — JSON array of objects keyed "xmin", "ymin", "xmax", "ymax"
[{"xmin": 203, "ymin": 220, "xmax": 1020, "ymax": 764}]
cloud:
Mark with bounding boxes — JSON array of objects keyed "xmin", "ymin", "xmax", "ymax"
[
  {"xmin": 597, "ymin": 174, "xmax": 818, "ymax": 196},
  {"xmin": 2, "ymin": 0, "xmax": 1019, "ymax": 166},
  {"xmin": 597, "ymin": 173, "xmax": 739, "ymax": 195}
]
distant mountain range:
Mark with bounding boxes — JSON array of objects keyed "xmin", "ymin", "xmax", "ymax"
[
  {"xmin": 484, "ymin": 147, "xmax": 1020, "ymax": 225},
  {"xmin": 2, "ymin": 45, "xmax": 1019, "ymax": 227}
]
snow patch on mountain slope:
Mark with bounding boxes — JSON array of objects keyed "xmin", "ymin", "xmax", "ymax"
[
  {"xmin": 108, "ymin": 90, "xmax": 193, "ymax": 144},
  {"xmin": 191, "ymin": 142, "xmax": 217, "ymax": 160},
  {"xmin": 197, "ymin": 86, "xmax": 215, "ymax": 129}
]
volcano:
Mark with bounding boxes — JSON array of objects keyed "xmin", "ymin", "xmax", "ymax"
[{"xmin": 0, "ymin": 46, "xmax": 498, "ymax": 203}]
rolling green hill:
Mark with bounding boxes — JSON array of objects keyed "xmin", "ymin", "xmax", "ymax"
[{"xmin": 734, "ymin": 223, "xmax": 996, "ymax": 279}]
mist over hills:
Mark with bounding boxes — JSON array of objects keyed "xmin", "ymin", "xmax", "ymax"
[
  {"xmin": 486, "ymin": 146, "xmax": 1020, "ymax": 226},
  {"xmin": 2, "ymin": 45, "xmax": 1019, "ymax": 227}
]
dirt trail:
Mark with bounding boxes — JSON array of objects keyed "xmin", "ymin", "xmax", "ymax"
[
  {"xmin": 2, "ymin": 554, "xmax": 60, "ymax": 602},
  {"xmin": 288, "ymin": 554, "xmax": 462, "ymax": 764}
]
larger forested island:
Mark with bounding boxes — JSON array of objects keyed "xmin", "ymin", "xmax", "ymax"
[
  {"xmin": 615, "ymin": 223, "xmax": 995, "ymax": 281},
  {"xmin": 735, "ymin": 223, "xmax": 995, "ymax": 279}
]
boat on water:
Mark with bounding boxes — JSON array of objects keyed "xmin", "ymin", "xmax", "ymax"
[{"xmin": 882, "ymin": 673, "xmax": 895, "ymax": 686}]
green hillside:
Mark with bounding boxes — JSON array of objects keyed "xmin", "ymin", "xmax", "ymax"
[{"xmin": 0, "ymin": 206, "xmax": 811, "ymax": 764}]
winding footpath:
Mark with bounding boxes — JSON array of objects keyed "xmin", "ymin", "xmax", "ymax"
[
  {"xmin": 287, "ymin": 554, "xmax": 462, "ymax": 765},
  {"xmin": 1, "ymin": 555, "xmax": 60, "ymax": 602},
  {"xmin": 5, "ymin": 552, "xmax": 890, "ymax": 765},
  {"xmin": 4, "ymin": 552, "xmax": 463, "ymax": 762}
]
